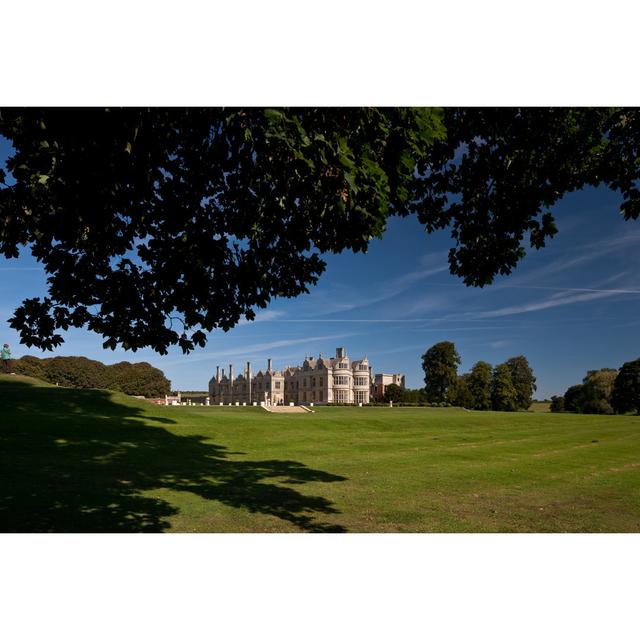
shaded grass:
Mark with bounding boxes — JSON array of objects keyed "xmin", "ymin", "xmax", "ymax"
[{"xmin": 1, "ymin": 375, "xmax": 639, "ymax": 532}]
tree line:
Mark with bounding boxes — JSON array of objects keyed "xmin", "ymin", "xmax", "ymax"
[
  {"xmin": 380, "ymin": 341, "xmax": 536, "ymax": 411},
  {"xmin": 550, "ymin": 358, "xmax": 640, "ymax": 415},
  {"xmin": 13, "ymin": 355, "xmax": 170, "ymax": 398},
  {"xmin": 421, "ymin": 342, "xmax": 536, "ymax": 411}
]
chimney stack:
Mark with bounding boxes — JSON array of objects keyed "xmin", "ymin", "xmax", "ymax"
[
  {"xmin": 336, "ymin": 347, "xmax": 345, "ymax": 359},
  {"xmin": 229, "ymin": 364, "xmax": 234, "ymax": 382},
  {"xmin": 247, "ymin": 361, "xmax": 252, "ymax": 403},
  {"xmin": 216, "ymin": 366, "xmax": 220, "ymax": 382},
  {"xmin": 267, "ymin": 358, "xmax": 272, "ymax": 372}
]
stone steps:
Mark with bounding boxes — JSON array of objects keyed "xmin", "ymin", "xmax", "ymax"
[{"xmin": 263, "ymin": 405, "xmax": 309, "ymax": 413}]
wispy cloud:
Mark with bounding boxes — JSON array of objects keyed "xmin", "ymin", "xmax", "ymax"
[
  {"xmin": 164, "ymin": 333, "xmax": 357, "ymax": 365},
  {"xmin": 254, "ymin": 318, "xmax": 445, "ymax": 323},
  {"xmin": 368, "ymin": 343, "xmax": 428, "ymax": 356},
  {"xmin": 453, "ymin": 289, "xmax": 625, "ymax": 320},
  {"xmin": 408, "ymin": 324, "xmax": 512, "ymax": 333},
  {"xmin": 237, "ymin": 309, "xmax": 286, "ymax": 325},
  {"xmin": 498, "ymin": 284, "xmax": 640, "ymax": 296},
  {"xmin": 389, "ymin": 265, "xmax": 449, "ymax": 290},
  {"xmin": 504, "ymin": 231, "xmax": 640, "ymax": 286},
  {"xmin": 288, "ymin": 261, "xmax": 451, "ymax": 319}
]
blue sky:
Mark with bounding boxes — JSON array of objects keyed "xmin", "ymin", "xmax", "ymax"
[{"xmin": 1, "ymin": 136, "xmax": 639, "ymax": 397}]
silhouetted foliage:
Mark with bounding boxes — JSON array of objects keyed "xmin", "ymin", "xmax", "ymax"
[
  {"xmin": 550, "ymin": 395, "xmax": 565, "ymax": 412},
  {"xmin": 2, "ymin": 108, "xmax": 639, "ymax": 353},
  {"xmin": 611, "ymin": 358, "xmax": 640, "ymax": 415},
  {"xmin": 564, "ymin": 384, "xmax": 587, "ymax": 413}
]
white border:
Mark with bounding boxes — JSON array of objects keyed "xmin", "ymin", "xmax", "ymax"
[
  {"xmin": 2, "ymin": 534, "xmax": 639, "ymax": 639},
  {"xmin": 1, "ymin": 1, "xmax": 639, "ymax": 106},
  {"xmin": 2, "ymin": 1, "xmax": 639, "ymax": 637}
]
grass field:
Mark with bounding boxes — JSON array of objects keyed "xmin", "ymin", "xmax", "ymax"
[{"xmin": 1, "ymin": 374, "xmax": 639, "ymax": 533}]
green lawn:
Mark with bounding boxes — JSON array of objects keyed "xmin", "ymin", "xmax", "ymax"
[{"xmin": 1, "ymin": 374, "xmax": 639, "ymax": 532}]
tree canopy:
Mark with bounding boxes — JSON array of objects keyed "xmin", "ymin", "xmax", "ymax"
[
  {"xmin": 421, "ymin": 341, "xmax": 461, "ymax": 403},
  {"xmin": 466, "ymin": 361, "xmax": 493, "ymax": 410},
  {"xmin": 450, "ymin": 373, "xmax": 473, "ymax": 409},
  {"xmin": 491, "ymin": 364, "xmax": 519, "ymax": 412},
  {"xmin": 581, "ymin": 368, "xmax": 618, "ymax": 414},
  {"xmin": 560, "ymin": 368, "xmax": 619, "ymax": 414},
  {"xmin": 564, "ymin": 384, "xmax": 587, "ymax": 413},
  {"xmin": 382, "ymin": 383, "xmax": 404, "ymax": 404},
  {"xmin": 13, "ymin": 355, "xmax": 170, "ymax": 397},
  {"xmin": 611, "ymin": 359, "xmax": 640, "ymax": 415},
  {"xmin": 504, "ymin": 356, "xmax": 537, "ymax": 410},
  {"xmin": 1, "ymin": 107, "xmax": 639, "ymax": 353}
]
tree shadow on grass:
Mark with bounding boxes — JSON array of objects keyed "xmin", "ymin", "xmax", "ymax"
[{"xmin": 0, "ymin": 378, "xmax": 347, "ymax": 532}]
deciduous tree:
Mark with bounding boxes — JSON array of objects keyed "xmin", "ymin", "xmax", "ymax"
[
  {"xmin": 450, "ymin": 373, "xmax": 474, "ymax": 408},
  {"xmin": 467, "ymin": 360, "xmax": 493, "ymax": 410},
  {"xmin": 2, "ymin": 107, "xmax": 639, "ymax": 353},
  {"xmin": 422, "ymin": 341, "xmax": 461, "ymax": 403},
  {"xmin": 12, "ymin": 354, "xmax": 170, "ymax": 397},
  {"xmin": 581, "ymin": 368, "xmax": 617, "ymax": 414},
  {"xmin": 611, "ymin": 358, "xmax": 640, "ymax": 415},
  {"xmin": 383, "ymin": 383, "xmax": 404, "ymax": 404},
  {"xmin": 504, "ymin": 356, "xmax": 537, "ymax": 410},
  {"xmin": 563, "ymin": 384, "xmax": 586, "ymax": 413},
  {"xmin": 550, "ymin": 395, "xmax": 565, "ymax": 412},
  {"xmin": 491, "ymin": 364, "xmax": 519, "ymax": 412}
]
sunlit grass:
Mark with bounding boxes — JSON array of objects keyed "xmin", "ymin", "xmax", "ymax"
[{"xmin": 2, "ymin": 375, "xmax": 639, "ymax": 532}]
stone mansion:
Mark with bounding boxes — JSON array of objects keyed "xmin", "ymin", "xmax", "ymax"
[{"xmin": 208, "ymin": 346, "xmax": 405, "ymax": 406}]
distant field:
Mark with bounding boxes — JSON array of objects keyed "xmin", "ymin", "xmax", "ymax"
[
  {"xmin": 528, "ymin": 401, "xmax": 551, "ymax": 413},
  {"xmin": 1, "ymin": 375, "xmax": 639, "ymax": 533}
]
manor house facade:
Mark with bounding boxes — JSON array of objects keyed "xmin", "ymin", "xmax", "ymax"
[{"xmin": 209, "ymin": 347, "xmax": 400, "ymax": 406}]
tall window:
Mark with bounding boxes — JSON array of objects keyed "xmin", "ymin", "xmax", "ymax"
[
  {"xmin": 334, "ymin": 389, "xmax": 349, "ymax": 403},
  {"xmin": 338, "ymin": 362, "xmax": 348, "ymax": 369},
  {"xmin": 335, "ymin": 376, "xmax": 349, "ymax": 385},
  {"xmin": 355, "ymin": 390, "xmax": 368, "ymax": 403},
  {"xmin": 275, "ymin": 381, "xmax": 281, "ymax": 389},
  {"xmin": 355, "ymin": 377, "xmax": 368, "ymax": 386}
]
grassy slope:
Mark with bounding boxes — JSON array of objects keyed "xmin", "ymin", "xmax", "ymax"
[{"xmin": 1, "ymin": 374, "xmax": 639, "ymax": 533}]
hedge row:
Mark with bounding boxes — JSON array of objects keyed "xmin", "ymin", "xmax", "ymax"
[{"xmin": 14, "ymin": 355, "xmax": 170, "ymax": 398}]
